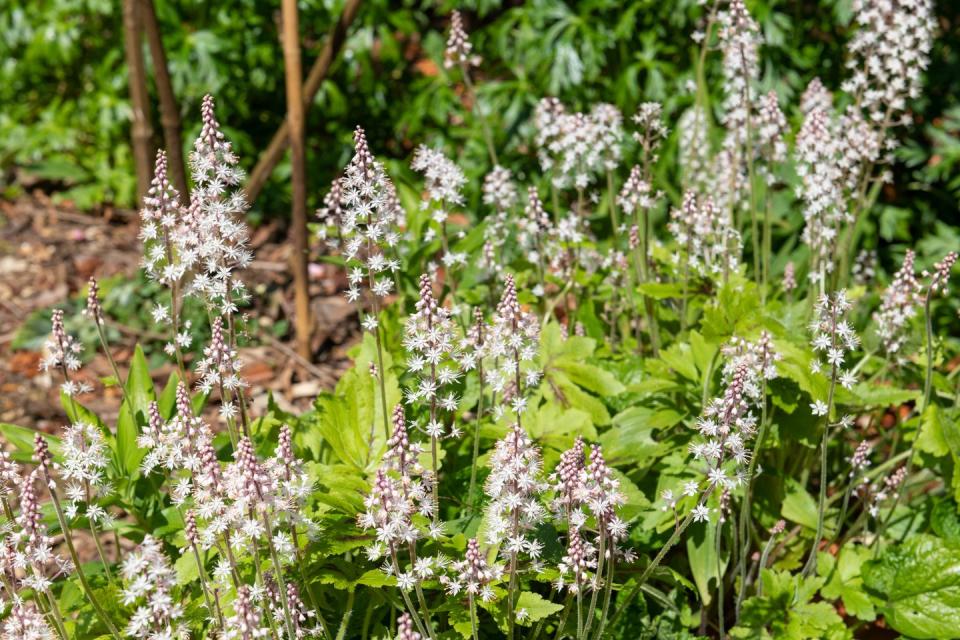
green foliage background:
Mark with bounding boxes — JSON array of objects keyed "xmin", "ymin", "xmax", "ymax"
[{"xmin": 2, "ymin": 0, "xmax": 958, "ymax": 239}]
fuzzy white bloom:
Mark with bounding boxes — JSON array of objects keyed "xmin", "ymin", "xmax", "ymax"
[
  {"xmin": 121, "ymin": 536, "xmax": 188, "ymax": 639},
  {"xmin": 795, "ymin": 108, "xmax": 849, "ymax": 285},
  {"xmin": 874, "ymin": 249, "xmax": 922, "ymax": 360},
  {"xmin": 534, "ymin": 98, "xmax": 623, "ymax": 190},
  {"xmin": 668, "ymin": 191, "xmax": 741, "ymax": 279}
]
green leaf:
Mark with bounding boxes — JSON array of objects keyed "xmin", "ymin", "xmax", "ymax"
[
  {"xmin": 931, "ymin": 499, "xmax": 960, "ymax": 544},
  {"xmin": 157, "ymin": 372, "xmax": 181, "ymax": 421},
  {"xmin": 559, "ymin": 361, "xmax": 625, "ymax": 397},
  {"xmin": 659, "ymin": 343, "xmax": 699, "ymax": 382},
  {"xmin": 863, "ymin": 534, "xmax": 960, "ymax": 639},
  {"xmin": 835, "ymin": 383, "xmax": 919, "ymax": 408},
  {"xmin": 0, "ymin": 422, "xmax": 63, "ymax": 463},
  {"xmin": 916, "ymin": 405, "xmax": 950, "ymax": 457},
  {"xmin": 599, "ymin": 406, "xmax": 671, "ymax": 467},
  {"xmin": 315, "ymin": 333, "xmax": 401, "ymax": 471},
  {"xmin": 782, "ymin": 478, "xmax": 830, "ymax": 534},
  {"xmin": 733, "ymin": 570, "xmax": 851, "ymax": 640},
  {"xmin": 116, "ymin": 344, "xmax": 155, "ymax": 476},
  {"xmin": 515, "ymin": 591, "xmax": 564, "ymax": 626},
  {"xmin": 687, "ymin": 519, "xmax": 727, "ymax": 606},
  {"xmin": 818, "ymin": 547, "xmax": 876, "ymax": 621},
  {"xmin": 525, "ymin": 403, "xmax": 597, "ymax": 447}
]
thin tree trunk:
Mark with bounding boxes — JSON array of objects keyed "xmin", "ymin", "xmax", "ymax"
[
  {"xmin": 244, "ymin": 0, "xmax": 362, "ymax": 204},
  {"xmin": 141, "ymin": 0, "xmax": 189, "ymax": 201},
  {"xmin": 123, "ymin": 0, "xmax": 154, "ymax": 202},
  {"xmin": 281, "ymin": 0, "xmax": 312, "ymax": 359}
]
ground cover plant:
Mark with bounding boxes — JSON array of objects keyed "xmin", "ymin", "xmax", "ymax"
[{"xmin": 2, "ymin": 1, "xmax": 960, "ymax": 639}]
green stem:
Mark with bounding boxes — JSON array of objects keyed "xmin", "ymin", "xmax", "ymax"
[
  {"xmin": 469, "ymin": 359, "xmax": 485, "ymax": 509},
  {"xmin": 874, "ymin": 288, "xmax": 937, "ymax": 551},
  {"xmin": 802, "ymin": 366, "xmax": 838, "ymax": 578},
  {"xmin": 42, "ymin": 475, "xmax": 122, "ymax": 640},
  {"xmin": 469, "ymin": 594, "xmax": 480, "ymax": 640},
  {"xmin": 335, "ymin": 589, "xmax": 355, "ymax": 640},
  {"xmin": 608, "ymin": 491, "xmax": 709, "ymax": 628}
]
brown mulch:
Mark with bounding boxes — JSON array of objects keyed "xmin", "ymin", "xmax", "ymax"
[{"xmin": 0, "ymin": 193, "xmax": 359, "ymax": 432}]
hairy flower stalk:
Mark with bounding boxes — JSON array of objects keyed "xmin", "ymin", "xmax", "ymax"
[
  {"xmin": 582, "ymin": 445, "xmax": 629, "ymax": 640},
  {"xmin": 83, "ymin": 277, "xmax": 128, "ymax": 405},
  {"xmin": 486, "ymin": 275, "xmax": 540, "ymax": 426},
  {"xmin": 228, "ymin": 437, "xmax": 297, "ymax": 639},
  {"xmin": 484, "ymin": 423, "xmax": 548, "ymax": 638},
  {"xmin": 33, "ymin": 435, "xmax": 122, "ymax": 639},
  {"xmin": 404, "ymin": 274, "xmax": 461, "ymax": 522},
  {"xmin": 755, "ymin": 91, "xmax": 787, "ymax": 299},
  {"xmin": 411, "ymin": 146, "xmax": 468, "ymax": 297},
  {"xmin": 717, "ymin": 0, "xmax": 760, "ymax": 250},
  {"xmin": 730, "ymin": 332, "xmax": 779, "ymax": 619},
  {"xmin": 874, "ymin": 249, "xmax": 923, "ymax": 363},
  {"xmin": 39, "ymin": 309, "xmax": 89, "ymax": 399},
  {"xmin": 612, "ymin": 334, "xmax": 772, "ymax": 629},
  {"xmin": 196, "ymin": 316, "xmax": 249, "ymax": 443},
  {"xmin": 2, "ymin": 601, "xmax": 56, "ymax": 640},
  {"xmin": 358, "ymin": 469, "xmax": 435, "ymax": 639},
  {"xmin": 803, "ymin": 291, "xmax": 859, "ymax": 576},
  {"xmin": 9, "ymin": 469, "xmax": 69, "ymax": 639},
  {"xmin": 140, "ymin": 149, "xmax": 189, "ymax": 374},
  {"xmin": 336, "ymin": 127, "xmax": 403, "ymax": 444},
  {"xmin": 795, "ymin": 107, "xmax": 847, "ymax": 294},
  {"xmin": 445, "ymin": 11, "xmax": 498, "ymax": 166},
  {"xmin": 874, "ymin": 252, "xmax": 957, "ymax": 550},
  {"xmin": 440, "ymin": 538, "xmax": 502, "ymax": 640},
  {"xmin": 184, "ymin": 509, "xmax": 225, "ymax": 629},
  {"xmin": 755, "ymin": 520, "xmax": 786, "ymax": 597},
  {"xmin": 61, "ymin": 420, "xmax": 115, "ymax": 580},
  {"xmin": 618, "ymin": 164, "xmax": 660, "ymax": 354},
  {"xmin": 669, "ymin": 191, "xmax": 740, "ymax": 283},
  {"xmin": 466, "ymin": 308, "xmax": 486, "ymax": 506},
  {"xmin": 121, "ymin": 536, "xmax": 188, "ymax": 639}
]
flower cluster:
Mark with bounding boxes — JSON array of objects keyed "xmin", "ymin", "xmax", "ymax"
[
  {"xmin": 483, "ymin": 424, "xmax": 549, "ymax": 565},
  {"xmin": 140, "ymin": 149, "xmax": 186, "ymax": 286},
  {"xmin": 678, "ymin": 106, "xmax": 711, "ymax": 192},
  {"xmin": 796, "ymin": 108, "xmax": 848, "ymax": 286},
  {"xmin": 225, "ymin": 585, "xmax": 270, "ymax": 639},
  {"xmin": 925, "ymin": 251, "xmax": 958, "ymax": 295},
  {"xmin": 632, "ymin": 102, "xmax": 668, "ymax": 156},
  {"xmin": 195, "ymin": 316, "xmax": 247, "ymax": 399},
  {"xmin": 483, "ymin": 275, "xmax": 541, "ymax": 420},
  {"xmin": 39, "ymin": 309, "xmax": 83, "ymax": 376},
  {"xmin": 336, "ymin": 127, "xmax": 403, "ymax": 305},
  {"xmin": 60, "ymin": 421, "xmax": 112, "ymax": 524},
  {"xmin": 482, "ymin": 165, "xmax": 518, "ymax": 213},
  {"xmin": 874, "ymin": 249, "xmax": 922, "ymax": 358},
  {"xmin": 717, "ymin": 0, "xmax": 760, "ymax": 149},
  {"xmin": 534, "ymin": 98, "xmax": 624, "ymax": 191},
  {"xmin": 842, "ymin": 0, "xmax": 934, "ymax": 128},
  {"xmin": 440, "ymin": 537, "xmax": 502, "ymax": 601},
  {"xmin": 680, "ymin": 333, "xmax": 779, "ymax": 516},
  {"xmin": 411, "ymin": 146, "xmax": 468, "ymax": 268},
  {"xmin": 866, "ymin": 465, "xmax": 907, "ymax": 519},
  {"xmin": 618, "ymin": 166, "xmax": 656, "ymax": 218},
  {"xmin": 668, "ymin": 191, "xmax": 741, "ymax": 279},
  {"xmin": 756, "ymin": 90, "xmax": 788, "ymax": 170},
  {"xmin": 121, "ymin": 536, "xmax": 188, "ymax": 639},
  {"xmin": 403, "ymin": 274, "xmax": 463, "ymax": 437},
  {"xmin": 444, "ymin": 10, "xmax": 479, "ymax": 69},
  {"xmin": 184, "ymin": 95, "xmax": 253, "ymax": 313},
  {"xmin": 1, "ymin": 602, "xmax": 55, "ymax": 640},
  {"xmin": 810, "ymin": 291, "xmax": 860, "ymax": 396}
]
